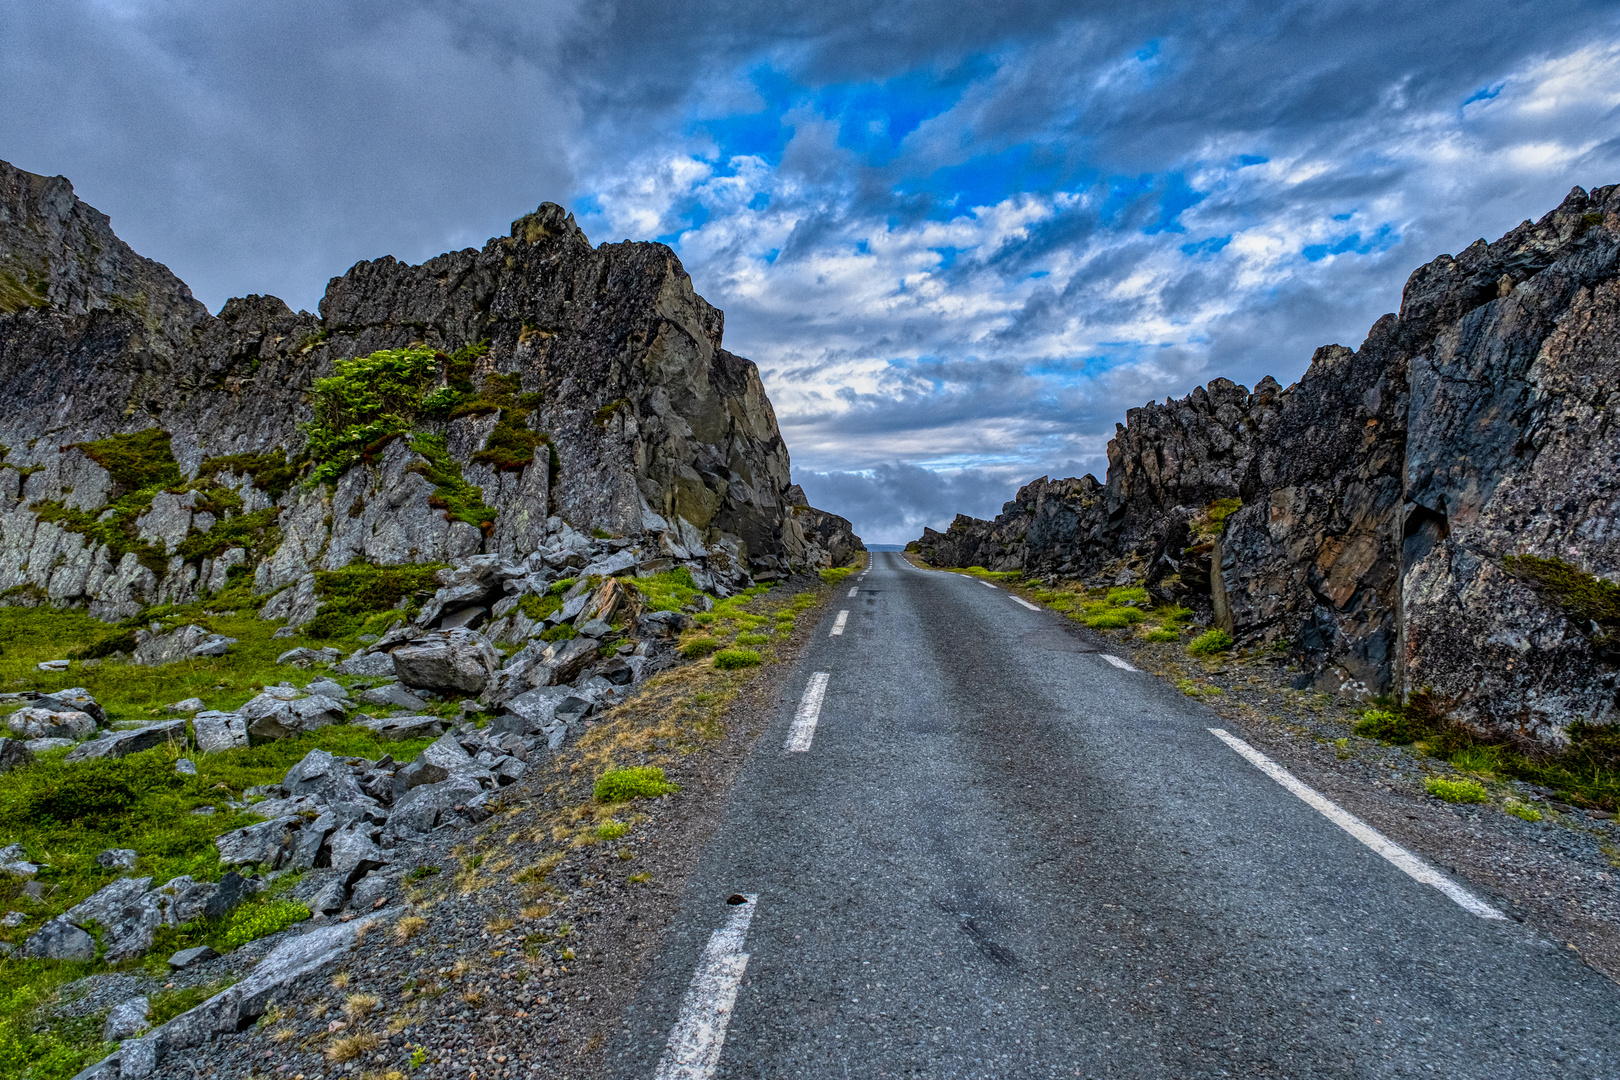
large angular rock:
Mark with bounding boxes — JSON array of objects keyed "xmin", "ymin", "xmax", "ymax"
[
  {"xmin": 359, "ymin": 683, "xmax": 429, "ymax": 712},
  {"xmin": 34, "ymin": 687, "xmax": 106, "ymax": 724},
  {"xmin": 275, "ymin": 646, "xmax": 343, "ymax": 668},
  {"xmin": 325, "ymin": 822, "xmax": 385, "ymax": 880},
  {"xmin": 391, "ymin": 629, "xmax": 500, "ymax": 694},
  {"xmin": 22, "ymin": 917, "xmax": 95, "ymax": 961},
  {"xmin": 334, "ymin": 650, "xmax": 397, "ymax": 678},
  {"xmin": 356, "ymin": 714, "xmax": 445, "ymax": 741},
  {"xmin": 214, "ymin": 817, "xmax": 301, "ymax": 867},
  {"xmin": 133, "ymin": 625, "xmax": 211, "ymax": 666},
  {"xmin": 64, "ymin": 877, "xmax": 165, "ymax": 962},
  {"xmin": 0, "ymin": 737, "xmax": 34, "ymax": 775},
  {"xmin": 386, "ymin": 777, "xmax": 484, "ymax": 836},
  {"xmin": 65, "ymin": 720, "xmax": 187, "ymax": 762},
  {"xmin": 281, "ymin": 749, "xmax": 365, "ymax": 804},
  {"xmin": 6, "ymin": 707, "xmax": 97, "ymax": 741},
  {"xmin": 103, "ymin": 996, "xmax": 151, "ymax": 1042},
  {"xmin": 0, "ymin": 842, "xmax": 38, "ymax": 877},
  {"xmin": 241, "ymin": 693, "xmax": 347, "ymax": 742},
  {"xmin": 191, "ymin": 710, "xmax": 248, "ymax": 753}
]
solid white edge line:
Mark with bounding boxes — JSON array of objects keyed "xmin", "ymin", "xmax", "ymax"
[
  {"xmin": 982, "ymin": 581, "xmax": 998, "ymax": 589},
  {"xmin": 652, "ymin": 895, "xmax": 760, "ymax": 1080},
  {"xmin": 830, "ymin": 610, "xmax": 849, "ymax": 636},
  {"xmin": 785, "ymin": 672, "xmax": 830, "ymax": 752},
  {"xmin": 1207, "ymin": 728, "xmax": 1505, "ymax": 920},
  {"xmin": 1011, "ymin": 596, "xmax": 1041, "ymax": 611},
  {"xmin": 1101, "ymin": 654, "xmax": 1138, "ymax": 672}
]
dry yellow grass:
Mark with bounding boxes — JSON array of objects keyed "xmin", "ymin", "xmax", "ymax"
[
  {"xmin": 330, "ymin": 971, "xmax": 350, "ymax": 989},
  {"xmin": 343, "ymin": 993, "xmax": 381, "ymax": 1022},
  {"xmin": 485, "ymin": 915, "xmax": 516, "ymax": 933},
  {"xmin": 394, "ymin": 915, "xmax": 427, "ymax": 943},
  {"xmin": 271, "ymin": 1027, "xmax": 298, "ymax": 1045},
  {"xmin": 520, "ymin": 902, "xmax": 552, "ymax": 919},
  {"xmin": 325, "ymin": 1031, "xmax": 382, "ymax": 1063}
]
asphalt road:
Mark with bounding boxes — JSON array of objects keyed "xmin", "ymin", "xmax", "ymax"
[{"xmin": 612, "ymin": 551, "xmax": 1620, "ymax": 1079}]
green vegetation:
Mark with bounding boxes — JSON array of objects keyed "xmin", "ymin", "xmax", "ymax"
[
  {"xmin": 1188, "ymin": 628, "xmax": 1234, "ymax": 655},
  {"xmin": 0, "ymin": 268, "xmax": 49, "ymax": 314},
  {"xmin": 679, "ymin": 637, "xmax": 721, "ymax": 659},
  {"xmin": 593, "ymin": 820, "xmax": 630, "ymax": 841},
  {"xmin": 516, "ymin": 593, "xmax": 562, "ymax": 622},
  {"xmin": 819, "ymin": 566, "xmax": 856, "ymax": 586},
  {"xmin": 407, "ymin": 434, "xmax": 498, "ymax": 533},
  {"xmin": 305, "ymin": 562, "xmax": 444, "ymax": 640},
  {"xmin": 593, "ymin": 766, "xmax": 679, "ymax": 803},
  {"xmin": 735, "ymin": 632, "xmax": 771, "ymax": 646},
  {"xmin": 712, "ymin": 647, "xmax": 761, "ymax": 670},
  {"xmin": 1194, "ymin": 497, "xmax": 1244, "ymax": 538},
  {"xmin": 1503, "ymin": 553, "xmax": 1620, "ymax": 647},
  {"xmin": 1503, "ymin": 798, "xmax": 1543, "ymax": 822},
  {"xmin": 631, "ymin": 568, "xmax": 702, "ymax": 613},
  {"xmin": 197, "ymin": 451, "xmax": 304, "ymax": 501},
  {"xmin": 539, "ymin": 623, "xmax": 578, "ymax": 643},
  {"xmin": 221, "ymin": 898, "xmax": 311, "ymax": 948},
  {"xmin": 1354, "ymin": 692, "xmax": 1620, "ymax": 811},
  {"xmin": 31, "ymin": 428, "xmax": 185, "ymax": 575},
  {"xmin": 1425, "ymin": 777, "xmax": 1488, "ymax": 804},
  {"xmin": 593, "ymin": 398, "xmax": 629, "ymax": 427},
  {"xmin": 1143, "ymin": 628, "xmax": 1181, "ymax": 642},
  {"xmin": 1105, "ymin": 586, "xmax": 1150, "ymax": 606}
]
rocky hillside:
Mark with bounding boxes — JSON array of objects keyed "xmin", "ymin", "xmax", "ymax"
[
  {"xmin": 916, "ymin": 185, "xmax": 1620, "ymax": 749},
  {"xmin": 0, "ymin": 159, "xmax": 861, "ymax": 626}
]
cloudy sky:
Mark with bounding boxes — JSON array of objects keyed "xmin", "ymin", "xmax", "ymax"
[{"xmin": 4, "ymin": 1, "xmax": 1619, "ymax": 543}]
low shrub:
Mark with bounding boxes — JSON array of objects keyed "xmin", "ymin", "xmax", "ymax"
[
  {"xmin": 1084, "ymin": 610, "xmax": 1134, "ymax": 629},
  {"xmin": 593, "ymin": 766, "xmax": 679, "ymax": 803},
  {"xmin": 1105, "ymin": 586, "xmax": 1150, "ymax": 607},
  {"xmin": 594, "ymin": 820, "xmax": 630, "ymax": 840},
  {"xmin": 735, "ymin": 632, "xmax": 771, "ymax": 646},
  {"xmin": 1425, "ymin": 777, "xmax": 1488, "ymax": 804},
  {"xmin": 221, "ymin": 898, "xmax": 310, "ymax": 949},
  {"xmin": 1353, "ymin": 708, "xmax": 1418, "ymax": 743},
  {"xmin": 819, "ymin": 567, "xmax": 856, "ymax": 585},
  {"xmin": 1188, "ymin": 629, "xmax": 1233, "ymax": 655},
  {"xmin": 1143, "ymin": 628, "xmax": 1180, "ymax": 642},
  {"xmin": 680, "ymin": 637, "xmax": 721, "ymax": 659},
  {"xmin": 713, "ymin": 648, "xmax": 761, "ymax": 669},
  {"xmin": 1503, "ymin": 798, "xmax": 1543, "ymax": 822}
]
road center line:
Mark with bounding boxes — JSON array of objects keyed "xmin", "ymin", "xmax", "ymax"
[
  {"xmin": 1207, "ymin": 728, "xmax": 1505, "ymax": 920},
  {"xmin": 1101, "ymin": 654, "xmax": 1138, "ymax": 671},
  {"xmin": 786, "ymin": 672, "xmax": 830, "ymax": 752},
  {"xmin": 830, "ymin": 610, "xmax": 849, "ymax": 635},
  {"xmin": 847, "ymin": 586, "xmax": 858, "ymax": 597},
  {"xmin": 1011, "ymin": 596, "xmax": 1041, "ymax": 611},
  {"xmin": 651, "ymin": 895, "xmax": 760, "ymax": 1080}
]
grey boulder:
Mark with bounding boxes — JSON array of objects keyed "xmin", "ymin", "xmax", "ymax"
[
  {"xmin": 6, "ymin": 707, "xmax": 97, "ymax": 741},
  {"xmin": 356, "ymin": 714, "xmax": 444, "ymax": 741},
  {"xmin": 214, "ymin": 817, "xmax": 301, "ymax": 868},
  {"xmin": 241, "ymin": 693, "xmax": 347, "ymax": 742},
  {"xmin": 0, "ymin": 737, "xmax": 33, "ymax": 775},
  {"xmin": 22, "ymin": 917, "xmax": 95, "ymax": 961},
  {"xmin": 386, "ymin": 777, "xmax": 484, "ymax": 836},
  {"xmin": 191, "ymin": 710, "xmax": 247, "ymax": 753},
  {"xmin": 65, "ymin": 720, "xmax": 187, "ymax": 762},
  {"xmin": 275, "ymin": 646, "xmax": 343, "ymax": 668},
  {"xmin": 103, "ymin": 996, "xmax": 151, "ymax": 1041},
  {"xmin": 95, "ymin": 848, "xmax": 138, "ymax": 870},
  {"xmin": 281, "ymin": 749, "xmax": 365, "ymax": 804},
  {"xmin": 391, "ymin": 628, "xmax": 500, "ymax": 694},
  {"xmin": 0, "ymin": 842, "xmax": 39, "ymax": 877},
  {"xmin": 167, "ymin": 945, "xmax": 218, "ymax": 970},
  {"xmin": 64, "ymin": 877, "xmax": 164, "ymax": 962},
  {"xmin": 325, "ymin": 823, "xmax": 385, "ymax": 881},
  {"xmin": 34, "ymin": 687, "xmax": 106, "ymax": 724},
  {"xmin": 334, "ymin": 651, "xmax": 396, "ymax": 678},
  {"xmin": 359, "ymin": 683, "xmax": 429, "ymax": 712}
]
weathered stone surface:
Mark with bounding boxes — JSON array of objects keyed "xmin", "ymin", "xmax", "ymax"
[
  {"xmin": 281, "ymin": 748, "xmax": 365, "ymax": 803},
  {"xmin": 132, "ymin": 625, "xmax": 223, "ymax": 666},
  {"xmin": 95, "ymin": 848, "xmax": 137, "ymax": 870},
  {"xmin": 166, "ymin": 697, "xmax": 204, "ymax": 714},
  {"xmin": 0, "ymin": 737, "xmax": 33, "ymax": 774},
  {"xmin": 241, "ymin": 692, "xmax": 346, "ymax": 742},
  {"xmin": 103, "ymin": 996, "xmax": 150, "ymax": 1042},
  {"xmin": 35, "ymin": 687, "xmax": 105, "ymax": 723},
  {"xmin": 391, "ymin": 628, "xmax": 500, "ymax": 694},
  {"xmin": 0, "ymin": 842, "xmax": 38, "ymax": 877},
  {"xmin": 64, "ymin": 877, "xmax": 164, "ymax": 962},
  {"xmin": 915, "ymin": 186, "xmax": 1620, "ymax": 747},
  {"xmin": 359, "ymin": 682, "xmax": 429, "ymax": 712},
  {"xmin": 191, "ymin": 710, "xmax": 247, "ymax": 753},
  {"xmin": 334, "ymin": 650, "xmax": 397, "ymax": 677},
  {"xmin": 214, "ymin": 816, "xmax": 300, "ymax": 867},
  {"xmin": 637, "ymin": 609, "xmax": 692, "ymax": 638},
  {"xmin": 65, "ymin": 720, "xmax": 186, "ymax": 762},
  {"xmin": 386, "ymin": 777, "xmax": 483, "ymax": 835},
  {"xmin": 6, "ymin": 707, "xmax": 96, "ymax": 741},
  {"xmin": 357, "ymin": 714, "xmax": 445, "ymax": 741},
  {"xmin": 166, "ymin": 945, "xmax": 217, "ymax": 970},
  {"xmin": 325, "ymin": 822, "xmax": 384, "ymax": 879},
  {"xmin": 23, "ymin": 917, "xmax": 96, "ymax": 960}
]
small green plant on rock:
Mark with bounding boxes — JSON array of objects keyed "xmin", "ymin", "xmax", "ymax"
[
  {"xmin": 1424, "ymin": 777, "xmax": 1488, "ymax": 804},
  {"xmin": 1188, "ymin": 629, "xmax": 1233, "ymax": 655},
  {"xmin": 1503, "ymin": 798, "xmax": 1543, "ymax": 822},
  {"xmin": 594, "ymin": 766, "xmax": 679, "ymax": 803},
  {"xmin": 713, "ymin": 647, "xmax": 761, "ymax": 670},
  {"xmin": 222, "ymin": 898, "xmax": 311, "ymax": 949}
]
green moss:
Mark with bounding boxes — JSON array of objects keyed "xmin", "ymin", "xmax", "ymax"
[
  {"xmin": 73, "ymin": 429, "xmax": 182, "ymax": 493},
  {"xmin": 1425, "ymin": 777, "xmax": 1488, "ymax": 804},
  {"xmin": 0, "ymin": 269, "xmax": 49, "ymax": 314},
  {"xmin": 1105, "ymin": 586, "xmax": 1150, "ymax": 606},
  {"xmin": 539, "ymin": 623, "xmax": 577, "ymax": 643},
  {"xmin": 713, "ymin": 647, "xmax": 761, "ymax": 669},
  {"xmin": 1354, "ymin": 707, "xmax": 1419, "ymax": 743},
  {"xmin": 630, "ymin": 568, "xmax": 701, "ymax": 613},
  {"xmin": 473, "ymin": 408, "xmax": 548, "ymax": 471},
  {"xmin": 593, "ymin": 766, "xmax": 679, "ymax": 803},
  {"xmin": 735, "ymin": 632, "xmax": 771, "ymax": 646},
  {"xmin": 175, "ymin": 508, "xmax": 281, "ymax": 564},
  {"xmin": 221, "ymin": 898, "xmax": 310, "ymax": 948},
  {"xmin": 1503, "ymin": 553, "xmax": 1620, "ymax": 643},
  {"xmin": 305, "ymin": 562, "xmax": 444, "ymax": 640},
  {"xmin": 1143, "ymin": 627, "xmax": 1180, "ymax": 642},
  {"xmin": 197, "ymin": 451, "xmax": 305, "ymax": 501},
  {"xmin": 594, "ymin": 398, "xmax": 630, "ymax": 427},
  {"xmin": 1188, "ymin": 628, "xmax": 1234, "ymax": 655},
  {"xmin": 819, "ymin": 566, "xmax": 857, "ymax": 585},
  {"xmin": 1191, "ymin": 497, "xmax": 1244, "ymax": 540},
  {"xmin": 516, "ymin": 593, "xmax": 562, "ymax": 622},
  {"xmin": 679, "ymin": 636, "xmax": 721, "ymax": 659},
  {"xmin": 407, "ymin": 434, "xmax": 497, "ymax": 532}
]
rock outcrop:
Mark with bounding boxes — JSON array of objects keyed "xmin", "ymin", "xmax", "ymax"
[
  {"xmin": 0, "ymin": 159, "xmax": 859, "ymax": 624},
  {"xmin": 917, "ymin": 185, "xmax": 1620, "ymax": 748}
]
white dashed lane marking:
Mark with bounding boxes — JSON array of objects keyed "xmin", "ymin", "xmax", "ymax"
[
  {"xmin": 1101, "ymin": 654, "xmax": 1138, "ymax": 672},
  {"xmin": 1011, "ymin": 597, "xmax": 1041, "ymax": 611},
  {"xmin": 848, "ymin": 586, "xmax": 858, "ymax": 597},
  {"xmin": 785, "ymin": 672, "xmax": 830, "ymax": 752},
  {"xmin": 831, "ymin": 610, "xmax": 849, "ymax": 636},
  {"xmin": 1208, "ymin": 728, "xmax": 1505, "ymax": 920},
  {"xmin": 652, "ymin": 895, "xmax": 760, "ymax": 1080}
]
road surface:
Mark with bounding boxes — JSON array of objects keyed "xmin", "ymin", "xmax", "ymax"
[{"xmin": 612, "ymin": 552, "xmax": 1619, "ymax": 1079}]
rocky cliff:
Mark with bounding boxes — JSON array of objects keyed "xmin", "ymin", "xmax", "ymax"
[
  {"xmin": 0, "ymin": 159, "xmax": 859, "ymax": 624},
  {"xmin": 916, "ymin": 185, "xmax": 1620, "ymax": 748}
]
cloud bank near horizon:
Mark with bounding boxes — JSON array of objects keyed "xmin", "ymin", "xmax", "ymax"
[{"xmin": 4, "ymin": 1, "xmax": 1620, "ymax": 543}]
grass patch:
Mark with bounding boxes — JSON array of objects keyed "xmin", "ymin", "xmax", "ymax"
[
  {"xmin": 679, "ymin": 637, "xmax": 720, "ymax": 659},
  {"xmin": 1503, "ymin": 553, "xmax": 1620, "ymax": 647},
  {"xmin": 1353, "ymin": 708, "xmax": 1417, "ymax": 743},
  {"xmin": 1188, "ymin": 629, "xmax": 1233, "ymax": 656},
  {"xmin": 734, "ymin": 632, "xmax": 771, "ymax": 646},
  {"xmin": 1503, "ymin": 798, "xmax": 1543, "ymax": 822},
  {"xmin": 593, "ymin": 766, "xmax": 679, "ymax": 803},
  {"xmin": 221, "ymin": 898, "xmax": 311, "ymax": 948},
  {"xmin": 819, "ymin": 566, "xmax": 856, "ymax": 585},
  {"xmin": 407, "ymin": 434, "xmax": 497, "ymax": 533},
  {"xmin": 630, "ymin": 568, "xmax": 702, "ymax": 613},
  {"xmin": 594, "ymin": 820, "xmax": 630, "ymax": 840},
  {"xmin": 1143, "ymin": 628, "xmax": 1180, "ymax": 642},
  {"xmin": 1425, "ymin": 777, "xmax": 1488, "ymax": 804},
  {"xmin": 306, "ymin": 562, "xmax": 444, "ymax": 641},
  {"xmin": 712, "ymin": 648, "xmax": 761, "ymax": 670}
]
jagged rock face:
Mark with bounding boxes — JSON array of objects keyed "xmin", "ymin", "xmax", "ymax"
[
  {"xmin": 0, "ymin": 160, "xmax": 859, "ymax": 619},
  {"xmin": 918, "ymin": 185, "xmax": 1620, "ymax": 746}
]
